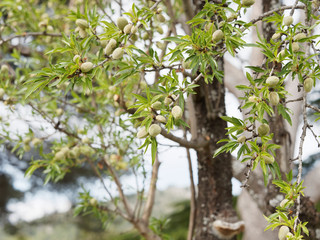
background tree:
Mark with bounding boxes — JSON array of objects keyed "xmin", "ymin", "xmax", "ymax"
[{"xmin": 0, "ymin": 0, "xmax": 320, "ymax": 240}]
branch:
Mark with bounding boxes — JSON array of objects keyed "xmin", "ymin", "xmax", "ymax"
[
  {"xmin": 250, "ymin": 5, "xmax": 305, "ymax": 25},
  {"xmin": 306, "ymin": 103, "xmax": 320, "ymax": 113},
  {"xmin": 142, "ymin": 153, "xmax": 160, "ymax": 222},
  {"xmin": 160, "ymin": 128, "xmax": 208, "ymax": 149},
  {"xmin": 294, "ymin": 92, "xmax": 308, "ymax": 231},
  {"xmin": 0, "ymin": 32, "xmax": 63, "ymax": 46},
  {"xmin": 184, "ymin": 131, "xmax": 196, "ymax": 240}
]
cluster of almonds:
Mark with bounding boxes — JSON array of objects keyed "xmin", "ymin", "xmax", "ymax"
[
  {"xmin": 22, "ymin": 136, "xmax": 43, "ymax": 152},
  {"xmin": 75, "ymin": 18, "xmax": 89, "ymax": 38},
  {"xmin": 137, "ymin": 101, "xmax": 183, "ymax": 139},
  {"xmin": 38, "ymin": 13, "xmax": 54, "ymax": 32}
]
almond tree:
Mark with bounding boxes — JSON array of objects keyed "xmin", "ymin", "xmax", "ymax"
[{"xmin": 0, "ymin": 0, "xmax": 320, "ymax": 239}]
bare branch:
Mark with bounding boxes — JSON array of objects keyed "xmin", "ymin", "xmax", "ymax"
[
  {"xmin": 294, "ymin": 93, "xmax": 308, "ymax": 231},
  {"xmin": 142, "ymin": 153, "xmax": 160, "ymax": 222}
]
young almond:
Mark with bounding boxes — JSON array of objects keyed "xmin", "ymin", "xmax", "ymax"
[
  {"xmin": 164, "ymin": 97, "xmax": 172, "ymax": 105},
  {"xmin": 100, "ymin": 39, "xmax": 109, "ymax": 48},
  {"xmin": 76, "ymin": 19, "xmax": 89, "ymax": 29},
  {"xmin": 278, "ymin": 226, "xmax": 290, "ymax": 240},
  {"xmin": 112, "ymin": 47, "xmax": 124, "ymax": 60},
  {"xmin": 242, "ymin": 0, "xmax": 255, "ymax": 7},
  {"xmin": 270, "ymin": 92, "xmax": 280, "ymax": 106},
  {"xmin": 292, "ymin": 42, "xmax": 299, "ymax": 52},
  {"xmin": 258, "ymin": 123, "xmax": 270, "ymax": 137},
  {"xmin": 56, "ymin": 108, "xmax": 64, "ymax": 117},
  {"xmin": 123, "ymin": 24, "xmax": 132, "ymax": 34},
  {"xmin": 156, "ymin": 115, "xmax": 166, "ymax": 123},
  {"xmin": 172, "ymin": 106, "xmax": 183, "ymax": 120},
  {"xmin": 117, "ymin": 17, "xmax": 128, "ymax": 31},
  {"xmin": 237, "ymin": 135, "xmax": 246, "ymax": 143},
  {"xmin": 104, "ymin": 44, "xmax": 113, "ymax": 55},
  {"xmin": 79, "ymin": 28, "xmax": 87, "ymax": 38},
  {"xmin": 151, "ymin": 101, "xmax": 162, "ymax": 110},
  {"xmin": 304, "ymin": 77, "xmax": 313, "ymax": 92},
  {"xmin": 283, "ymin": 16, "xmax": 293, "ymax": 26},
  {"xmin": 108, "ymin": 38, "xmax": 117, "ymax": 49},
  {"xmin": 131, "ymin": 26, "xmax": 138, "ymax": 34},
  {"xmin": 204, "ymin": 22, "xmax": 216, "ymax": 32},
  {"xmin": 82, "ymin": 137, "xmax": 90, "ymax": 144},
  {"xmin": 212, "ymin": 29, "xmax": 224, "ymax": 42},
  {"xmin": 294, "ymin": 33, "xmax": 307, "ymax": 41},
  {"xmin": 272, "ymin": 32, "xmax": 281, "ymax": 41},
  {"xmin": 80, "ymin": 62, "xmax": 94, "ymax": 73},
  {"xmin": 262, "ymin": 155, "xmax": 274, "ymax": 164},
  {"xmin": 73, "ymin": 54, "xmax": 80, "ymax": 63},
  {"xmin": 137, "ymin": 126, "xmax": 148, "ymax": 139},
  {"xmin": 266, "ymin": 76, "xmax": 279, "ymax": 87},
  {"xmin": 148, "ymin": 124, "xmax": 161, "ymax": 137},
  {"xmin": 157, "ymin": 14, "xmax": 165, "ymax": 22}
]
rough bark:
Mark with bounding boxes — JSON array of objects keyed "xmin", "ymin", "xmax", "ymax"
[{"xmin": 193, "ymin": 67, "xmax": 241, "ymax": 240}]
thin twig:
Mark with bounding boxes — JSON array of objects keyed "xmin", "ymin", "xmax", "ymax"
[
  {"xmin": 290, "ymin": 0, "xmax": 300, "ymax": 16},
  {"xmin": 142, "ymin": 153, "xmax": 160, "ymax": 222},
  {"xmin": 294, "ymin": 93, "xmax": 307, "ymax": 231},
  {"xmin": 184, "ymin": 130, "xmax": 196, "ymax": 240},
  {"xmin": 307, "ymin": 124, "xmax": 320, "ymax": 147},
  {"xmin": 0, "ymin": 32, "xmax": 63, "ymax": 45},
  {"xmin": 306, "ymin": 104, "xmax": 320, "ymax": 114}
]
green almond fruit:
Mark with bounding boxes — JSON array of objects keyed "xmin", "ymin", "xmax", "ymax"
[
  {"xmin": 142, "ymin": 32, "xmax": 149, "ymax": 40},
  {"xmin": 89, "ymin": 198, "xmax": 98, "ymax": 206},
  {"xmin": 304, "ymin": 77, "xmax": 313, "ymax": 92},
  {"xmin": 272, "ymin": 32, "xmax": 281, "ymax": 41},
  {"xmin": 108, "ymin": 39, "xmax": 117, "ymax": 49},
  {"xmin": 227, "ymin": 13, "xmax": 237, "ymax": 22},
  {"xmin": 292, "ymin": 42, "xmax": 299, "ymax": 52},
  {"xmin": 0, "ymin": 88, "xmax": 5, "ymax": 99},
  {"xmin": 117, "ymin": 17, "xmax": 128, "ymax": 31},
  {"xmin": 81, "ymin": 62, "xmax": 94, "ymax": 73},
  {"xmin": 112, "ymin": 47, "xmax": 124, "ymax": 60},
  {"xmin": 80, "ymin": 145, "xmax": 94, "ymax": 156},
  {"xmin": 258, "ymin": 123, "xmax": 270, "ymax": 137},
  {"xmin": 79, "ymin": 28, "xmax": 87, "ymax": 38},
  {"xmin": 242, "ymin": 0, "xmax": 255, "ymax": 7},
  {"xmin": 82, "ymin": 137, "xmax": 90, "ymax": 144},
  {"xmin": 204, "ymin": 22, "xmax": 216, "ymax": 32},
  {"xmin": 277, "ymin": 49, "xmax": 286, "ymax": 58},
  {"xmin": 266, "ymin": 76, "xmax": 279, "ymax": 87},
  {"xmin": 294, "ymin": 33, "xmax": 307, "ymax": 41},
  {"xmin": 123, "ymin": 24, "xmax": 132, "ymax": 34},
  {"xmin": 164, "ymin": 97, "xmax": 172, "ymax": 105},
  {"xmin": 269, "ymin": 92, "xmax": 280, "ymax": 106},
  {"xmin": 131, "ymin": 26, "xmax": 138, "ymax": 34},
  {"xmin": 54, "ymin": 150, "xmax": 66, "ymax": 161},
  {"xmin": 23, "ymin": 144, "xmax": 31, "ymax": 152},
  {"xmin": 212, "ymin": 29, "xmax": 224, "ymax": 42},
  {"xmin": 157, "ymin": 14, "xmax": 165, "ymax": 22},
  {"xmin": 248, "ymin": 96, "xmax": 257, "ymax": 103},
  {"xmin": 283, "ymin": 16, "xmax": 293, "ymax": 26},
  {"xmin": 156, "ymin": 26, "xmax": 164, "ymax": 34},
  {"xmin": 73, "ymin": 54, "xmax": 80, "ymax": 63},
  {"xmin": 278, "ymin": 226, "xmax": 290, "ymax": 240},
  {"xmin": 104, "ymin": 44, "xmax": 113, "ymax": 55},
  {"xmin": 151, "ymin": 101, "xmax": 162, "ymax": 110},
  {"xmin": 148, "ymin": 124, "xmax": 161, "ymax": 137},
  {"xmin": 280, "ymin": 199, "xmax": 289, "ymax": 208},
  {"xmin": 137, "ymin": 126, "xmax": 148, "ymax": 139},
  {"xmin": 237, "ymin": 135, "xmax": 246, "ymax": 143},
  {"xmin": 31, "ymin": 138, "xmax": 42, "ymax": 147},
  {"xmin": 56, "ymin": 108, "xmax": 64, "ymax": 116},
  {"xmin": 100, "ymin": 39, "xmax": 108, "ymax": 48},
  {"xmin": 155, "ymin": 115, "xmax": 166, "ymax": 123},
  {"xmin": 172, "ymin": 106, "xmax": 183, "ymax": 120},
  {"xmin": 262, "ymin": 155, "xmax": 274, "ymax": 164},
  {"xmin": 0, "ymin": 65, "xmax": 9, "ymax": 73},
  {"xmin": 23, "ymin": 137, "xmax": 32, "ymax": 145},
  {"xmin": 76, "ymin": 19, "xmax": 89, "ymax": 29}
]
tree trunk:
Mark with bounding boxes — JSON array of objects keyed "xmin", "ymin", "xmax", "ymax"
[{"xmin": 193, "ymin": 63, "xmax": 242, "ymax": 240}]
